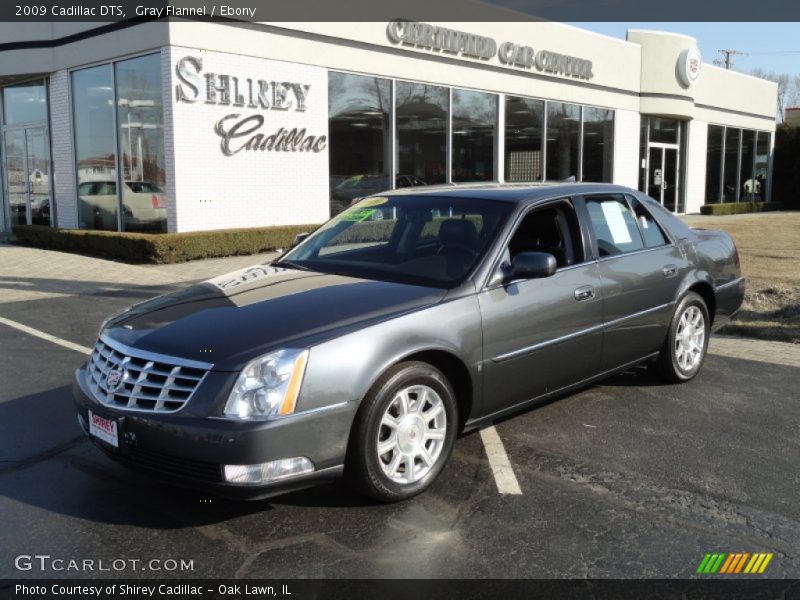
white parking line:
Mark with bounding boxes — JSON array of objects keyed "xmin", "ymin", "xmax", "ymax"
[
  {"xmin": 480, "ymin": 425, "xmax": 522, "ymax": 495},
  {"xmin": 0, "ymin": 315, "xmax": 91, "ymax": 355}
]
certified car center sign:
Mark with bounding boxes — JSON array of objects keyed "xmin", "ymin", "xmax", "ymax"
[
  {"xmin": 386, "ymin": 19, "xmax": 594, "ymax": 80},
  {"xmin": 174, "ymin": 55, "xmax": 327, "ymax": 156}
]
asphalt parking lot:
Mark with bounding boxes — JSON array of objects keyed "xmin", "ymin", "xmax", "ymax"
[{"xmin": 1, "ymin": 254, "xmax": 799, "ymax": 579}]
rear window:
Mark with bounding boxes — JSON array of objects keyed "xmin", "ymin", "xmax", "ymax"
[{"xmin": 585, "ymin": 194, "xmax": 645, "ymax": 256}]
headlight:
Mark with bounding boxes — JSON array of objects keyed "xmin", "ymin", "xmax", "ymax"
[{"xmin": 223, "ymin": 349, "xmax": 309, "ymax": 420}]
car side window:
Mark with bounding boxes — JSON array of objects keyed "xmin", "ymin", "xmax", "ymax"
[
  {"xmin": 627, "ymin": 196, "xmax": 669, "ymax": 248},
  {"xmin": 585, "ymin": 195, "xmax": 645, "ymax": 257},
  {"xmin": 507, "ymin": 200, "xmax": 583, "ymax": 268}
]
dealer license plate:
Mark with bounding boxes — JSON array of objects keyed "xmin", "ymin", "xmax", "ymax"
[{"xmin": 88, "ymin": 410, "xmax": 118, "ymax": 448}]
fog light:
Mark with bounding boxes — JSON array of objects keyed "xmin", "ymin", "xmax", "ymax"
[{"xmin": 223, "ymin": 457, "xmax": 314, "ymax": 484}]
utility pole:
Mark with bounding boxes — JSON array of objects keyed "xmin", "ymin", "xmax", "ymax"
[{"xmin": 716, "ymin": 49, "xmax": 747, "ymax": 69}]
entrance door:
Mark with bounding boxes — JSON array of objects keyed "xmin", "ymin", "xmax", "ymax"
[
  {"xmin": 2, "ymin": 124, "xmax": 52, "ymax": 227},
  {"xmin": 646, "ymin": 145, "xmax": 680, "ymax": 212}
]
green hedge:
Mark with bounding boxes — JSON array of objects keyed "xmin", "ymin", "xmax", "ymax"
[
  {"xmin": 12, "ymin": 224, "xmax": 321, "ymax": 264},
  {"xmin": 699, "ymin": 201, "xmax": 784, "ymax": 216}
]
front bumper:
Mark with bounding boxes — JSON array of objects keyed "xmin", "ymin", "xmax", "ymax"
[{"xmin": 73, "ymin": 366, "xmax": 355, "ymax": 500}]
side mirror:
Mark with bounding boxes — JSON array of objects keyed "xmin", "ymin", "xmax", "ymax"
[
  {"xmin": 507, "ymin": 251, "xmax": 557, "ymax": 281},
  {"xmin": 292, "ymin": 233, "xmax": 309, "ymax": 247}
]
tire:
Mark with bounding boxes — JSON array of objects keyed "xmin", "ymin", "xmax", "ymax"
[
  {"xmin": 652, "ymin": 292, "xmax": 710, "ymax": 383},
  {"xmin": 346, "ymin": 361, "xmax": 458, "ymax": 502}
]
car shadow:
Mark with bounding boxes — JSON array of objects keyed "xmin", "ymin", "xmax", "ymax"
[{"xmin": 0, "ymin": 385, "xmax": 375, "ymax": 530}]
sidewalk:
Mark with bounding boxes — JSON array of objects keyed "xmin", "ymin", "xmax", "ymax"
[{"xmin": 0, "ymin": 243, "xmax": 276, "ymax": 304}]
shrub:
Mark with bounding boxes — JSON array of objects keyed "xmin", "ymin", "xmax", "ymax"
[
  {"xmin": 11, "ymin": 224, "xmax": 320, "ymax": 264},
  {"xmin": 699, "ymin": 202, "xmax": 784, "ymax": 216}
]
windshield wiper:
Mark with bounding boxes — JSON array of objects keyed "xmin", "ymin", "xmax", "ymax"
[{"xmin": 272, "ymin": 260, "xmax": 312, "ymax": 272}]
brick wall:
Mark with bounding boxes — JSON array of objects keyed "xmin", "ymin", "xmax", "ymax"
[
  {"xmin": 612, "ymin": 108, "xmax": 640, "ymax": 189},
  {"xmin": 49, "ymin": 70, "xmax": 78, "ymax": 229},
  {"xmin": 162, "ymin": 46, "xmax": 330, "ymax": 233}
]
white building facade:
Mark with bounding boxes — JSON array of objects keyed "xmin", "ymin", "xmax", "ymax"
[{"xmin": 0, "ymin": 20, "xmax": 778, "ymax": 234}]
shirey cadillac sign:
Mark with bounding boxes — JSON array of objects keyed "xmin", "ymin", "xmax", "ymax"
[
  {"xmin": 386, "ymin": 19, "xmax": 594, "ymax": 80},
  {"xmin": 174, "ymin": 55, "xmax": 327, "ymax": 156}
]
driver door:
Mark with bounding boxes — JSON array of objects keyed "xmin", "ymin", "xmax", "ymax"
[{"xmin": 478, "ymin": 199, "xmax": 603, "ymax": 417}]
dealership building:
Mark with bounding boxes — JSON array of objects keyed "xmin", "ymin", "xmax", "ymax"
[{"xmin": 0, "ymin": 18, "xmax": 778, "ymax": 234}]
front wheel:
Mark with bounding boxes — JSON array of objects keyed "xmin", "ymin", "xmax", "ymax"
[
  {"xmin": 653, "ymin": 292, "xmax": 710, "ymax": 383},
  {"xmin": 346, "ymin": 361, "xmax": 458, "ymax": 502}
]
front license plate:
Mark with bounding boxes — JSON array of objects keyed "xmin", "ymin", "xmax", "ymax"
[{"xmin": 88, "ymin": 410, "xmax": 118, "ymax": 448}]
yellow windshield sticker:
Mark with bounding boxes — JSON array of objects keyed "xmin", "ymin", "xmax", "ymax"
[{"xmin": 357, "ymin": 197, "xmax": 388, "ymax": 207}]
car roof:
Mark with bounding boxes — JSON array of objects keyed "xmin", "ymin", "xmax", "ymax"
[{"xmin": 379, "ymin": 182, "xmax": 636, "ymax": 204}]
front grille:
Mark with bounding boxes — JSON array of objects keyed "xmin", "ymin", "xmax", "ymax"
[
  {"xmin": 102, "ymin": 445, "xmax": 223, "ymax": 482},
  {"xmin": 87, "ymin": 336, "xmax": 211, "ymax": 413}
]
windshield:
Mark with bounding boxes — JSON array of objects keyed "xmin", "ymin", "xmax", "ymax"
[{"xmin": 279, "ymin": 195, "xmax": 514, "ymax": 288}]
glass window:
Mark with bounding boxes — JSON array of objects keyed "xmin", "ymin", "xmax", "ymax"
[
  {"xmin": 504, "ymin": 96, "xmax": 543, "ymax": 182},
  {"xmin": 740, "ymin": 129, "xmax": 756, "ymax": 201},
  {"xmin": 648, "ymin": 117, "xmax": 679, "ymax": 144},
  {"xmin": 705, "ymin": 125, "xmax": 723, "ymax": 204},
  {"xmin": 722, "ymin": 127, "xmax": 740, "ymax": 202},
  {"xmin": 585, "ymin": 195, "xmax": 645, "ymax": 256},
  {"xmin": 451, "ymin": 89, "xmax": 496, "ymax": 182},
  {"xmin": 396, "ymin": 82, "xmax": 448, "ymax": 186},
  {"xmin": 2, "ymin": 81, "xmax": 47, "ymax": 125},
  {"xmin": 629, "ymin": 196, "xmax": 668, "ymax": 248},
  {"xmin": 328, "ymin": 72, "xmax": 391, "ymax": 216},
  {"xmin": 545, "ymin": 102, "xmax": 580, "ymax": 181},
  {"xmin": 507, "ymin": 200, "xmax": 584, "ymax": 267},
  {"xmin": 281, "ymin": 195, "xmax": 513, "ymax": 289},
  {"xmin": 115, "ymin": 54, "xmax": 167, "ymax": 233},
  {"xmin": 754, "ymin": 132, "xmax": 770, "ymax": 202},
  {"xmin": 582, "ymin": 107, "xmax": 614, "ymax": 183},
  {"xmin": 72, "ymin": 65, "xmax": 118, "ymax": 231}
]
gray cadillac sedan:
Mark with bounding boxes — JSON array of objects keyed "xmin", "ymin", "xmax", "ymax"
[{"xmin": 73, "ymin": 184, "xmax": 744, "ymax": 502}]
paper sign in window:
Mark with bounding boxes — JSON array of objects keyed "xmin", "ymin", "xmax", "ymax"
[{"xmin": 600, "ymin": 201, "xmax": 632, "ymax": 244}]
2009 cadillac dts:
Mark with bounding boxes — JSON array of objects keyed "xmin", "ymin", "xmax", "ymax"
[{"xmin": 73, "ymin": 184, "xmax": 744, "ymax": 502}]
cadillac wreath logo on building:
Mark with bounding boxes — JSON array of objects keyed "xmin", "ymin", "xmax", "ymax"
[
  {"xmin": 174, "ymin": 55, "xmax": 327, "ymax": 156},
  {"xmin": 678, "ymin": 46, "xmax": 702, "ymax": 87}
]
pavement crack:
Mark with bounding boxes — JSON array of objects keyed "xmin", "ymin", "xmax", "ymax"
[{"xmin": 0, "ymin": 435, "xmax": 86, "ymax": 475}]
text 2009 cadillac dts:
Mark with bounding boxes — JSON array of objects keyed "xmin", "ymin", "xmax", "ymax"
[{"xmin": 73, "ymin": 184, "xmax": 744, "ymax": 502}]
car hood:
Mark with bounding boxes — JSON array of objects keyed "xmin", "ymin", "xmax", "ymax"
[{"xmin": 102, "ymin": 264, "xmax": 447, "ymax": 370}]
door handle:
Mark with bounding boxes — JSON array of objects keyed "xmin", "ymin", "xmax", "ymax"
[
  {"xmin": 662, "ymin": 265, "xmax": 678, "ymax": 277},
  {"xmin": 574, "ymin": 286, "xmax": 595, "ymax": 301}
]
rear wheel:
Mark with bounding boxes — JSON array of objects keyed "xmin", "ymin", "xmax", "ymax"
[
  {"xmin": 652, "ymin": 292, "xmax": 710, "ymax": 383},
  {"xmin": 346, "ymin": 361, "xmax": 457, "ymax": 502}
]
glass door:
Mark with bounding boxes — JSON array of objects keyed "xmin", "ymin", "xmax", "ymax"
[
  {"xmin": 646, "ymin": 145, "xmax": 680, "ymax": 212},
  {"xmin": 2, "ymin": 124, "xmax": 52, "ymax": 227}
]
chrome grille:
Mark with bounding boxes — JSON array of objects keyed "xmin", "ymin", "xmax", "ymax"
[{"xmin": 87, "ymin": 336, "xmax": 211, "ymax": 413}]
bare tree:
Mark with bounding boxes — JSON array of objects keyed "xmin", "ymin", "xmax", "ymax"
[{"xmin": 750, "ymin": 68, "xmax": 797, "ymax": 122}]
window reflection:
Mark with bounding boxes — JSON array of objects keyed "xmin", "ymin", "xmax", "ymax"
[
  {"xmin": 115, "ymin": 54, "xmax": 167, "ymax": 233},
  {"xmin": 504, "ymin": 96, "xmax": 543, "ymax": 182},
  {"xmin": 754, "ymin": 132, "xmax": 770, "ymax": 202},
  {"xmin": 546, "ymin": 102, "xmax": 580, "ymax": 181},
  {"xmin": 396, "ymin": 82, "xmax": 447, "ymax": 185},
  {"xmin": 582, "ymin": 107, "xmax": 614, "ymax": 183},
  {"xmin": 705, "ymin": 125, "xmax": 723, "ymax": 203},
  {"xmin": 328, "ymin": 72, "xmax": 391, "ymax": 216},
  {"xmin": 73, "ymin": 65, "xmax": 118, "ymax": 230},
  {"xmin": 740, "ymin": 129, "xmax": 756, "ymax": 201},
  {"xmin": 648, "ymin": 117, "xmax": 679, "ymax": 144},
  {"xmin": 452, "ymin": 89, "xmax": 496, "ymax": 182},
  {"xmin": 722, "ymin": 127, "xmax": 740, "ymax": 202},
  {"xmin": 2, "ymin": 81, "xmax": 47, "ymax": 125}
]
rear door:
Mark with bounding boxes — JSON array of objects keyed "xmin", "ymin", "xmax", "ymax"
[
  {"xmin": 579, "ymin": 193, "xmax": 687, "ymax": 371},
  {"xmin": 478, "ymin": 198, "xmax": 603, "ymax": 416}
]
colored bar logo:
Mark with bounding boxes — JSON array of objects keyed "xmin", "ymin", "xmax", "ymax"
[{"xmin": 696, "ymin": 552, "xmax": 773, "ymax": 574}]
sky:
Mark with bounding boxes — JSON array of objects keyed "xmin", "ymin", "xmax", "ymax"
[{"xmin": 569, "ymin": 23, "xmax": 800, "ymax": 76}]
